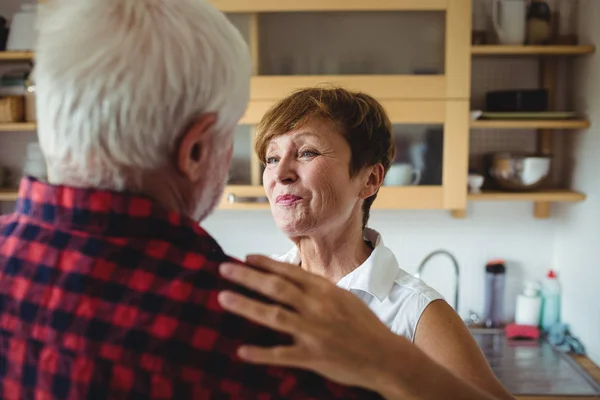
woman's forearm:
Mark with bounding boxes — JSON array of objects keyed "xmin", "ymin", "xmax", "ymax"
[{"xmin": 371, "ymin": 338, "xmax": 508, "ymax": 400}]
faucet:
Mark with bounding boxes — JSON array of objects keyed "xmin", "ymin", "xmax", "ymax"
[{"xmin": 415, "ymin": 250, "xmax": 460, "ymax": 312}]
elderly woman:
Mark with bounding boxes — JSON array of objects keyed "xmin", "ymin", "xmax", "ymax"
[
  {"xmin": 240, "ymin": 87, "xmax": 513, "ymax": 399},
  {"xmin": 255, "ymin": 87, "xmax": 440, "ymax": 340}
]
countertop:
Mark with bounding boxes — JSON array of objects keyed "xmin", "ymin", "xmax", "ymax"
[
  {"xmin": 471, "ymin": 332, "xmax": 600, "ymax": 399},
  {"xmin": 517, "ymin": 356, "xmax": 600, "ymax": 400}
]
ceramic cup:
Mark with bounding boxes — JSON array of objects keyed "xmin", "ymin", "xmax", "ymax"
[
  {"xmin": 468, "ymin": 174, "xmax": 485, "ymax": 193},
  {"xmin": 384, "ymin": 163, "xmax": 421, "ymax": 186}
]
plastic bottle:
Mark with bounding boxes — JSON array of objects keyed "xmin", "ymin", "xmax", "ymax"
[
  {"xmin": 484, "ymin": 260, "xmax": 506, "ymax": 328},
  {"xmin": 515, "ymin": 281, "xmax": 542, "ymax": 326},
  {"xmin": 540, "ymin": 269, "xmax": 561, "ymax": 331}
]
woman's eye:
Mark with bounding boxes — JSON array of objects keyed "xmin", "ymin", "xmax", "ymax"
[
  {"xmin": 300, "ymin": 150, "xmax": 318, "ymax": 158},
  {"xmin": 266, "ymin": 156, "xmax": 279, "ymax": 165}
]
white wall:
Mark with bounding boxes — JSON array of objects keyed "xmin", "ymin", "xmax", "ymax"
[{"xmin": 554, "ymin": 0, "xmax": 600, "ymax": 365}]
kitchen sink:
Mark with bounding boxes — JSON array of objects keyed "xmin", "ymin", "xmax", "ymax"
[{"xmin": 471, "ymin": 332, "xmax": 600, "ymax": 396}]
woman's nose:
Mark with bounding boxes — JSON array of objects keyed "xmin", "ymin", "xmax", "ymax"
[{"xmin": 275, "ymin": 158, "xmax": 298, "ymax": 184}]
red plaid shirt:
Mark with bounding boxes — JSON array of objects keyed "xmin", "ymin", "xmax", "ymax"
[{"xmin": 0, "ymin": 178, "xmax": 381, "ymax": 400}]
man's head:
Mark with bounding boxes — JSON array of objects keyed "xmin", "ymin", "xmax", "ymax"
[{"xmin": 36, "ymin": 0, "xmax": 251, "ymax": 221}]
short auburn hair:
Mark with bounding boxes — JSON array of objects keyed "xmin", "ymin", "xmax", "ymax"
[{"xmin": 255, "ymin": 87, "xmax": 396, "ymax": 229}]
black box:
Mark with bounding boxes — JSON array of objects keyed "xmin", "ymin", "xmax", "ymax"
[{"xmin": 486, "ymin": 89, "xmax": 548, "ymax": 112}]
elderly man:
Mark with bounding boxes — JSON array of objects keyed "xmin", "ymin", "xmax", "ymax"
[{"xmin": 0, "ymin": 0, "xmax": 381, "ymax": 398}]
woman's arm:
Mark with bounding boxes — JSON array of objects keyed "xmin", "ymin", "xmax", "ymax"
[
  {"xmin": 413, "ymin": 301, "xmax": 514, "ymax": 400},
  {"xmin": 217, "ymin": 255, "xmax": 514, "ymax": 400}
]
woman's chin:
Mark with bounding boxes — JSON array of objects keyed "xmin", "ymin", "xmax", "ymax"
[{"xmin": 275, "ymin": 219, "xmax": 314, "ymax": 237}]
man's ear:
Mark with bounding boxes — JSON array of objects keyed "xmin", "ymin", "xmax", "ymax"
[
  {"xmin": 177, "ymin": 113, "xmax": 218, "ymax": 182},
  {"xmin": 359, "ymin": 164, "xmax": 385, "ymax": 200}
]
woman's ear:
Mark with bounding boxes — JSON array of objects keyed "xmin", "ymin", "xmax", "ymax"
[
  {"xmin": 359, "ymin": 164, "xmax": 385, "ymax": 200},
  {"xmin": 177, "ymin": 113, "xmax": 218, "ymax": 182}
]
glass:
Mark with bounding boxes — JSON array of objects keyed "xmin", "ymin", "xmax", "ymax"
[
  {"xmin": 227, "ymin": 126, "xmax": 254, "ymax": 185},
  {"xmin": 259, "ymin": 12, "xmax": 446, "ymax": 75},
  {"xmin": 385, "ymin": 125, "xmax": 444, "ymax": 187},
  {"xmin": 558, "ymin": 0, "xmax": 578, "ymax": 44}
]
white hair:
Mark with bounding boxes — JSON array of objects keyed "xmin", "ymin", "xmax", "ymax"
[{"xmin": 35, "ymin": 0, "xmax": 251, "ymax": 190}]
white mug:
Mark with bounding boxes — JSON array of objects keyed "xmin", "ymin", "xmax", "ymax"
[
  {"xmin": 384, "ymin": 163, "xmax": 421, "ymax": 186},
  {"xmin": 492, "ymin": 0, "xmax": 527, "ymax": 45}
]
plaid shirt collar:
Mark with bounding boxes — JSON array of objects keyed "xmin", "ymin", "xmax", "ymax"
[{"xmin": 14, "ymin": 177, "xmax": 224, "ymax": 254}]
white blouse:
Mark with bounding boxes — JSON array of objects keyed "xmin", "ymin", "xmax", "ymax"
[{"xmin": 274, "ymin": 228, "xmax": 444, "ymax": 342}]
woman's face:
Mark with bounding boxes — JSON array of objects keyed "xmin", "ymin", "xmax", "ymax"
[{"xmin": 263, "ymin": 118, "xmax": 371, "ymax": 237}]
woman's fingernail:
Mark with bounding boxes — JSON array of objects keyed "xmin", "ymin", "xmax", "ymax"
[
  {"xmin": 218, "ymin": 291, "xmax": 235, "ymax": 307},
  {"xmin": 220, "ymin": 263, "xmax": 234, "ymax": 276}
]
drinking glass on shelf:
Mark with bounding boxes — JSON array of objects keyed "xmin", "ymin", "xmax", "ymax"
[{"xmin": 558, "ymin": 0, "xmax": 578, "ymax": 45}]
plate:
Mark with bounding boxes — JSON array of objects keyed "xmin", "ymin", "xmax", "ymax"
[{"xmin": 480, "ymin": 112, "xmax": 577, "ymax": 120}]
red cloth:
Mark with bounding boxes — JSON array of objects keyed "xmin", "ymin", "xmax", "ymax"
[
  {"xmin": 505, "ymin": 323, "xmax": 541, "ymax": 340},
  {"xmin": 0, "ymin": 177, "xmax": 380, "ymax": 399}
]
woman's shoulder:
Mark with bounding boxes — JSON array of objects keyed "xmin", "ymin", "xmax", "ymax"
[{"xmin": 391, "ymin": 268, "xmax": 444, "ymax": 303}]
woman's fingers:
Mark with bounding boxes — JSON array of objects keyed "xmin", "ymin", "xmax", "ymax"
[
  {"xmin": 220, "ymin": 263, "xmax": 305, "ymax": 309},
  {"xmin": 217, "ymin": 290, "xmax": 300, "ymax": 334},
  {"xmin": 237, "ymin": 345, "xmax": 308, "ymax": 369}
]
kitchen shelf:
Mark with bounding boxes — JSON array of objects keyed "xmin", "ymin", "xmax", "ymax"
[
  {"xmin": 468, "ymin": 190, "xmax": 586, "ymax": 203},
  {"xmin": 0, "ymin": 51, "xmax": 34, "ymax": 62},
  {"xmin": 0, "ymin": 123, "xmax": 37, "ymax": 132},
  {"xmin": 471, "ymin": 119, "xmax": 591, "ymax": 130},
  {"xmin": 471, "ymin": 45, "xmax": 596, "ymax": 56},
  {"xmin": 210, "ymin": 0, "xmax": 448, "ymax": 12},
  {"xmin": 450, "ymin": 190, "xmax": 586, "ymax": 219},
  {"xmin": 0, "ymin": 189, "xmax": 18, "ymax": 202}
]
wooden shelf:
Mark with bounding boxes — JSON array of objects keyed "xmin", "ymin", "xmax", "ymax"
[
  {"xmin": 251, "ymin": 75, "xmax": 447, "ymax": 101},
  {"xmin": 471, "ymin": 45, "xmax": 595, "ymax": 56},
  {"xmin": 471, "ymin": 119, "xmax": 590, "ymax": 130},
  {"xmin": 468, "ymin": 190, "xmax": 586, "ymax": 202},
  {"xmin": 0, "ymin": 123, "xmax": 37, "ymax": 132},
  {"xmin": 210, "ymin": 0, "xmax": 448, "ymax": 12},
  {"xmin": 243, "ymin": 99, "xmax": 448, "ymax": 124},
  {"xmin": 0, "ymin": 51, "xmax": 34, "ymax": 62},
  {"xmin": 0, "ymin": 189, "xmax": 18, "ymax": 202}
]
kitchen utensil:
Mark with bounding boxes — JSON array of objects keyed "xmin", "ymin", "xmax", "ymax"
[
  {"xmin": 468, "ymin": 174, "xmax": 485, "ymax": 193},
  {"xmin": 6, "ymin": 3, "xmax": 37, "ymax": 51},
  {"xmin": 486, "ymin": 89, "xmax": 548, "ymax": 112},
  {"xmin": 480, "ymin": 111, "xmax": 576, "ymax": 119},
  {"xmin": 493, "ymin": 0, "xmax": 527, "ymax": 45},
  {"xmin": 486, "ymin": 152, "xmax": 552, "ymax": 191},
  {"xmin": 384, "ymin": 163, "xmax": 421, "ymax": 186}
]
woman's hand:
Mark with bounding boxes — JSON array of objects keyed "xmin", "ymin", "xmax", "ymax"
[{"xmin": 217, "ymin": 254, "xmax": 402, "ymax": 391}]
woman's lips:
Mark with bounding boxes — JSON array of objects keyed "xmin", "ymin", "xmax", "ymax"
[{"xmin": 275, "ymin": 194, "xmax": 302, "ymax": 206}]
